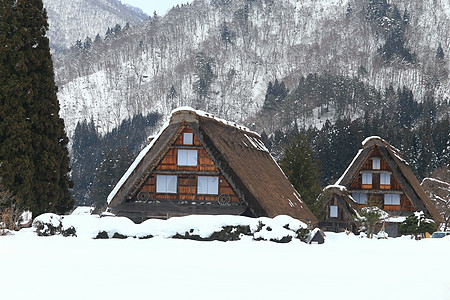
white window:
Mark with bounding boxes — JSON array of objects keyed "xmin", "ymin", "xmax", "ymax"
[
  {"xmin": 362, "ymin": 173, "xmax": 372, "ymax": 185},
  {"xmin": 384, "ymin": 194, "xmax": 400, "ymax": 205},
  {"xmin": 372, "ymin": 158, "xmax": 380, "ymax": 170},
  {"xmin": 197, "ymin": 176, "xmax": 219, "ymax": 195},
  {"xmin": 330, "ymin": 206, "xmax": 338, "ymax": 218},
  {"xmin": 183, "ymin": 133, "xmax": 193, "ymax": 145},
  {"xmin": 352, "ymin": 193, "xmax": 368, "ymax": 204},
  {"xmin": 380, "ymin": 173, "xmax": 391, "ymax": 185},
  {"xmin": 177, "ymin": 149, "xmax": 197, "ymax": 166},
  {"xmin": 156, "ymin": 175, "xmax": 177, "ymax": 193}
]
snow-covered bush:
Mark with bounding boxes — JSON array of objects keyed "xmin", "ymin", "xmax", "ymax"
[
  {"xmin": 32, "ymin": 214, "xmax": 312, "ymax": 243},
  {"xmin": 32, "ymin": 213, "xmax": 76, "ymax": 237},
  {"xmin": 399, "ymin": 211, "xmax": 437, "ymax": 240},
  {"xmin": 358, "ymin": 206, "xmax": 390, "ymax": 238}
]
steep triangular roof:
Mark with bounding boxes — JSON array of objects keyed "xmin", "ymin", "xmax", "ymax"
[
  {"xmin": 321, "ymin": 185, "xmax": 361, "ymax": 218},
  {"xmin": 335, "ymin": 136, "xmax": 442, "ymax": 223},
  {"xmin": 107, "ymin": 107, "xmax": 318, "ymax": 224}
]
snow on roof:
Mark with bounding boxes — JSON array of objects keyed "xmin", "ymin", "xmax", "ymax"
[
  {"xmin": 172, "ymin": 106, "xmax": 259, "ymax": 136},
  {"xmin": 324, "ymin": 184, "xmax": 348, "ymax": 192},
  {"xmin": 361, "ymin": 135, "xmax": 383, "ymax": 146},
  {"xmin": 421, "ymin": 177, "xmax": 450, "ymax": 187},
  {"xmin": 335, "ymin": 149, "xmax": 363, "ymax": 185}
]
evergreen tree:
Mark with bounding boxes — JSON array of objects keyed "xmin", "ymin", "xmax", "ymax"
[
  {"xmin": 279, "ymin": 133, "xmax": 322, "ymax": 215},
  {"xmin": 91, "ymin": 147, "xmax": 133, "ymax": 212},
  {"xmin": 193, "ymin": 53, "xmax": 216, "ymax": 103},
  {"xmin": 400, "ymin": 212, "xmax": 437, "ymax": 239},
  {"xmin": 0, "ymin": 0, "xmax": 73, "ymax": 215},
  {"xmin": 436, "ymin": 43, "xmax": 445, "ymax": 60}
]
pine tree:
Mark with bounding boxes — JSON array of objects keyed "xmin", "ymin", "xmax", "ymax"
[
  {"xmin": 279, "ymin": 133, "xmax": 322, "ymax": 215},
  {"xmin": 436, "ymin": 43, "xmax": 445, "ymax": 60},
  {"xmin": 0, "ymin": 0, "xmax": 73, "ymax": 215},
  {"xmin": 91, "ymin": 147, "xmax": 133, "ymax": 212}
]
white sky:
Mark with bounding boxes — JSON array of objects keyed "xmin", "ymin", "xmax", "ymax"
[{"xmin": 120, "ymin": 0, "xmax": 193, "ymax": 16}]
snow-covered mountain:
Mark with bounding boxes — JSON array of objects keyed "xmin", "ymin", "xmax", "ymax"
[
  {"xmin": 43, "ymin": 0, "xmax": 147, "ymax": 52},
  {"xmin": 50, "ymin": 0, "xmax": 450, "ymax": 137}
]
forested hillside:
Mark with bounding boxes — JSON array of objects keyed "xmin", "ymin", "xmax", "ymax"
[
  {"xmin": 43, "ymin": 0, "xmax": 147, "ymax": 52},
  {"xmin": 53, "ymin": 0, "xmax": 449, "ymax": 138}
]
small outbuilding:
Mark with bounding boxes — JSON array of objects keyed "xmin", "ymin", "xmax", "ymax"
[
  {"xmin": 106, "ymin": 107, "xmax": 318, "ymax": 225},
  {"xmin": 318, "ymin": 185, "xmax": 360, "ymax": 233}
]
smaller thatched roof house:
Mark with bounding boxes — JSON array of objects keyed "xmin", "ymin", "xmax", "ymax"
[
  {"xmin": 318, "ymin": 185, "xmax": 360, "ymax": 233},
  {"xmin": 334, "ymin": 136, "xmax": 442, "ymax": 236},
  {"xmin": 107, "ymin": 107, "xmax": 318, "ymax": 225}
]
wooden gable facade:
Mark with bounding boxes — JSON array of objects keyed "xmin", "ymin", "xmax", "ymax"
[
  {"xmin": 336, "ymin": 136, "xmax": 442, "ymax": 234},
  {"xmin": 107, "ymin": 108, "xmax": 318, "ymax": 225},
  {"xmin": 139, "ymin": 127, "xmax": 239, "ymax": 205}
]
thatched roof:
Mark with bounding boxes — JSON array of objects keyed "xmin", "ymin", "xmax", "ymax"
[
  {"xmin": 107, "ymin": 108, "xmax": 318, "ymax": 225},
  {"xmin": 322, "ymin": 185, "xmax": 361, "ymax": 216},
  {"xmin": 335, "ymin": 136, "xmax": 442, "ymax": 223}
]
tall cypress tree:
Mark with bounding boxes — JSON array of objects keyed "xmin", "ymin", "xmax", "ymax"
[{"xmin": 0, "ymin": 0, "xmax": 73, "ymax": 215}]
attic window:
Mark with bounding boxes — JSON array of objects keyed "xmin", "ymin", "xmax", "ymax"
[
  {"xmin": 384, "ymin": 194, "xmax": 400, "ymax": 205},
  {"xmin": 372, "ymin": 158, "xmax": 380, "ymax": 170},
  {"xmin": 352, "ymin": 193, "xmax": 367, "ymax": 204},
  {"xmin": 330, "ymin": 206, "xmax": 338, "ymax": 218},
  {"xmin": 197, "ymin": 176, "xmax": 219, "ymax": 195},
  {"xmin": 178, "ymin": 149, "xmax": 197, "ymax": 166},
  {"xmin": 156, "ymin": 175, "xmax": 177, "ymax": 194},
  {"xmin": 183, "ymin": 132, "xmax": 193, "ymax": 145}
]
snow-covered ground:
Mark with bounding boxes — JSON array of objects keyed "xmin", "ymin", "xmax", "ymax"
[{"xmin": 1, "ymin": 214, "xmax": 449, "ymax": 300}]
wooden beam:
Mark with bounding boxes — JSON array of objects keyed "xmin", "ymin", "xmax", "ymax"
[
  {"xmin": 152, "ymin": 170, "xmax": 220, "ymax": 176},
  {"xmin": 348, "ymin": 189, "xmax": 403, "ymax": 195}
]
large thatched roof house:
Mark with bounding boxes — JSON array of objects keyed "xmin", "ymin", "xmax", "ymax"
[
  {"xmin": 333, "ymin": 136, "xmax": 442, "ymax": 236},
  {"xmin": 107, "ymin": 107, "xmax": 317, "ymax": 225}
]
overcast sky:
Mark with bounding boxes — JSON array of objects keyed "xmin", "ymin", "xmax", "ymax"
[{"xmin": 120, "ymin": 0, "xmax": 193, "ymax": 16}]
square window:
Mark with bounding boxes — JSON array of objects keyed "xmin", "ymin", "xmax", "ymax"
[
  {"xmin": 197, "ymin": 176, "xmax": 219, "ymax": 195},
  {"xmin": 380, "ymin": 173, "xmax": 391, "ymax": 185},
  {"xmin": 330, "ymin": 206, "xmax": 338, "ymax": 218},
  {"xmin": 352, "ymin": 193, "xmax": 368, "ymax": 204},
  {"xmin": 372, "ymin": 158, "xmax": 380, "ymax": 170},
  {"xmin": 362, "ymin": 173, "xmax": 372, "ymax": 185},
  {"xmin": 178, "ymin": 149, "xmax": 197, "ymax": 166},
  {"xmin": 156, "ymin": 175, "xmax": 177, "ymax": 193},
  {"xmin": 384, "ymin": 194, "xmax": 400, "ymax": 205},
  {"xmin": 183, "ymin": 133, "xmax": 193, "ymax": 145}
]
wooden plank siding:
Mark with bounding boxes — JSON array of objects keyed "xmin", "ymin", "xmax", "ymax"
[
  {"xmin": 137, "ymin": 127, "xmax": 239, "ymax": 204},
  {"xmin": 349, "ymin": 146, "xmax": 415, "ymax": 212}
]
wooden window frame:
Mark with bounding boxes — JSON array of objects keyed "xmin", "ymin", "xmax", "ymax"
[
  {"xmin": 352, "ymin": 193, "xmax": 368, "ymax": 204},
  {"xmin": 384, "ymin": 194, "xmax": 400, "ymax": 206},
  {"xmin": 380, "ymin": 173, "xmax": 391, "ymax": 190},
  {"xmin": 330, "ymin": 205, "xmax": 338, "ymax": 218},
  {"xmin": 156, "ymin": 175, "xmax": 177, "ymax": 194},
  {"xmin": 197, "ymin": 176, "xmax": 219, "ymax": 195},
  {"xmin": 362, "ymin": 173, "xmax": 372, "ymax": 189},
  {"xmin": 177, "ymin": 149, "xmax": 198, "ymax": 166},
  {"xmin": 372, "ymin": 158, "xmax": 380, "ymax": 170},
  {"xmin": 183, "ymin": 132, "xmax": 193, "ymax": 145}
]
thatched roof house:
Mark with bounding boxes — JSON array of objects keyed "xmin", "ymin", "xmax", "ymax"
[
  {"xmin": 107, "ymin": 107, "xmax": 317, "ymax": 224},
  {"xmin": 335, "ymin": 136, "xmax": 442, "ymax": 235},
  {"xmin": 318, "ymin": 185, "xmax": 360, "ymax": 233}
]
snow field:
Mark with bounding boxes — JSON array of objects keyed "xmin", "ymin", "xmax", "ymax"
[{"xmin": 1, "ymin": 214, "xmax": 449, "ymax": 300}]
